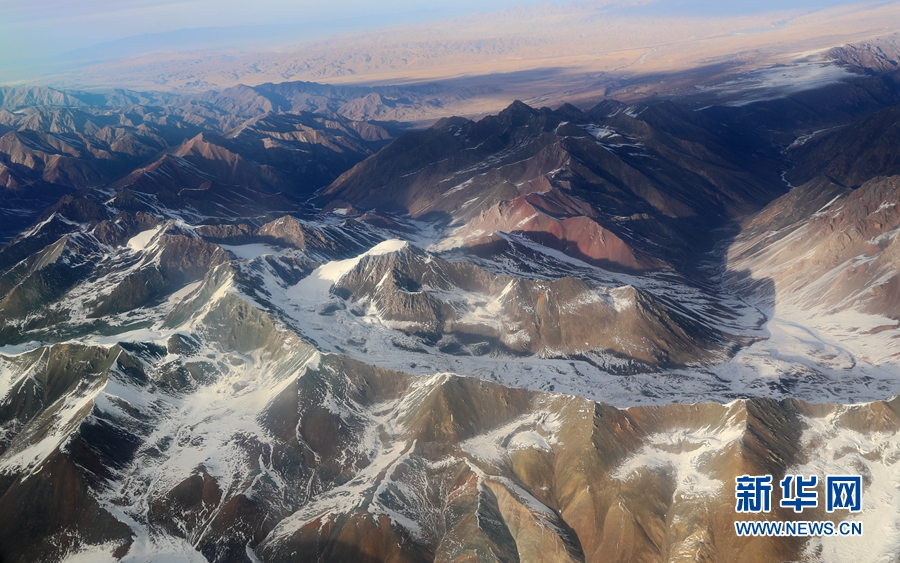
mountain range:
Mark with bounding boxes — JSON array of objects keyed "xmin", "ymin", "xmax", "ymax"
[{"xmin": 0, "ymin": 32, "xmax": 899, "ymax": 563}]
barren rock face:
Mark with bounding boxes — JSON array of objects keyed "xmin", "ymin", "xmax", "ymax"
[
  {"xmin": 828, "ymin": 33, "xmax": 900, "ymax": 75},
  {"xmin": 456, "ymin": 194, "xmax": 661, "ymax": 271},
  {"xmin": 728, "ymin": 175, "xmax": 900, "ymax": 320},
  {"xmin": 787, "ymin": 107, "xmax": 900, "ymax": 188},
  {"xmin": 332, "ymin": 244, "xmax": 731, "ymax": 365},
  {"xmin": 321, "ymin": 100, "xmax": 785, "ymax": 271}
]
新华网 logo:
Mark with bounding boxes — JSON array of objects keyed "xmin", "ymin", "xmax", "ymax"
[{"xmin": 733, "ymin": 474, "xmax": 863, "ymax": 537}]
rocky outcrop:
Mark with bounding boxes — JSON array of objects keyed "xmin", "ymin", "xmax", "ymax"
[
  {"xmin": 320, "ymin": 100, "xmax": 786, "ymax": 270},
  {"xmin": 828, "ymin": 33, "xmax": 900, "ymax": 76},
  {"xmin": 727, "ymin": 175, "xmax": 900, "ymax": 364},
  {"xmin": 787, "ymin": 107, "xmax": 900, "ymax": 188},
  {"xmin": 728, "ymin": 175, "xmax": 900, "ymax": 317},
  {"xmin": 332, "ymin": 244, "xmax": 731, "ymax": 365}
]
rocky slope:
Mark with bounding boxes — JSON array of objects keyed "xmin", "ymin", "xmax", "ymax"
[
  {"xmin": 727, "ymin": 175, "xmax": 900, "ymax": 365},
  {"xmin": 828, "ymin": 33, "xmax": 900, "ymax": 77},
  {"xmin": 0, "ymin": 91, "xmax": 394, "ymax": 244},
  {"xmin": 1, "ymin": 294, "xmax": 896, "ymax": 562},
  {"xmin": 0, "ymin": 188, "xmax": 740, "ymax": 374},
  {"xmin": 0, "ymin": 70, "xmax": 899, "ymax": 563},
  {"xmin": 786, "ymin": 106, "xmax": 900, "ymax": 188},
  {"xmin": 320, "ymin": 100, "xmax": 784, "ymax": 272},
  {"xmin": 328, "ymin": 242, "xmax": 732, "ymax": 365}
]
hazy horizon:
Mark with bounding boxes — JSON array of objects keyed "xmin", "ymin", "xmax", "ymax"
[{"xmin": 0, "ymin": 0, "xmax": 868, "ymax": 87}]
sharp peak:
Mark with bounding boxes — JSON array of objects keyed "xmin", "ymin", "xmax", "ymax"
[
  {"xmin": 476, "ymin": 99, "xmax": 541, "ymax": 129},
  {"xmin": 554, "ymin": 102, "xmax": 584, "ymax": 113},
  {"xmin": 588, "ymin": 99, "xmax": 627, "ymax": 118},
  {"xmin": 431, "ymin": 115, "xmax": 471, "ymax": 130},
  {"xmin": 259, "ymin": 214, "xmax": 311, "ymax": 230},
  {"xmin": 366, "ymin": 238, "xmax": 413, "ymax": 255},
  {"xmin": 174, "ymin": 132, "xmax": 236, "ymax": 156},
  {"xmin": 551, "ymin": 102, "xmax": 592, "ymax": 122},
  {"xmin": 184, "ymin": 131, "xmax": 215, "ymax": 143},
  {"xmin": 499, "ymin": 99, "xmax": 538, "ymax": 115}
]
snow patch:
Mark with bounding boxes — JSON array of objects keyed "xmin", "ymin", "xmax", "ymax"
[
  {"xmin": 288, "ymin": 239, "xmax": 408, "ymax": 303},
  {"xmin": 126, "ymin": 226, "xmax": 163, "ymax": 252},
  {"xmin": 583, "ymin": 125, "xmax": 618, "ymax": 139},
  {"xmin": 614, "ymin": 415, "xmax": 744, "ymax": 498},
  {"xmin": 797, "ymin": 410, "xmax": 900, "ymax": 563}
]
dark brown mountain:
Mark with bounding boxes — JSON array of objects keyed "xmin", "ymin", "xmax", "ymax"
[
  {"xmin": 787, "ymin": 106, "xmax": 900, "ymax": 188},
  {"xmin": 319, "ymin": 100, "xmax": 786, "ymax": 272},
  {"xmin": 0, "ymin": 106, "xmax": 190, "ymax": 244},
  {"xmin": 0, "ymin": 86, "xmax": 400, "ymax": 244},
  {"xmin": 111, "ymin": 113, "xmax": 391, "ymax": 217}
]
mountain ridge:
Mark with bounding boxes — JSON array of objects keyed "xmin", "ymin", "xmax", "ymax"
[{"xmin": 0, "ymin": 47, "xmax": 899, "ymax": 561}]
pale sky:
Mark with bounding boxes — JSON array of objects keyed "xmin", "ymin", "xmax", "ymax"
[
  {"xmin": 1, "ymin": 0, "xmax": 536, "ymax": 62},
  {"xmin": 0, "ymin": 0, "xmax": 859, "ymax": 84}
]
